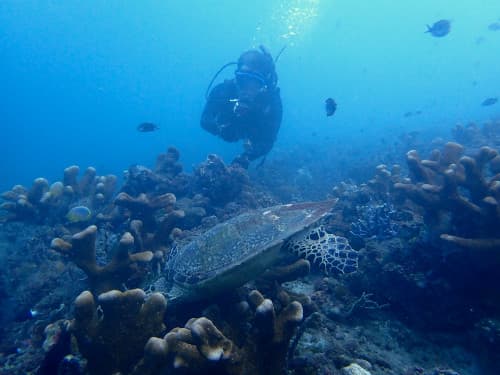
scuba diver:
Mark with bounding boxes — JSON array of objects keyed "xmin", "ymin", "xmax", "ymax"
[{"xmin": 201, "ymin": 46, "xmax": 283, "ymax": 168}]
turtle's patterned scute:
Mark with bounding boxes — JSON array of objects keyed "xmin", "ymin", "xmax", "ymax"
[{"xmin": 287, "ymin": 225, "xmax": 358, "ymax": 274}]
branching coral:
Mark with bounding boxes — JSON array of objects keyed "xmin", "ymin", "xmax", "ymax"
[
  {"xmin": 69, "ymin": 289, "xmax": 167, "ymax": 374},
  {"xmin": 394, "ymin": 142, "xmax": 500, "ymax": 250},
  {"xmin": 114, "ymin": 192, "xmax": 185, "ymax": 245},
  {"xmin": 452, "ymin": 119, "xmax": 500, "ymax": 149},
  {"xmin": 115, "ymin": 192, "xmax": 177, "ymax": 223},
  {"xmin": 51, "ymin": 225, "xmax": 153, "ymax": 294},
  {"xmin": 133, "ymin": 289, "xmax": 304, "ymax": 375},
  {"xmin": 0, "ymin": 165, "xmax": 117, "ymax": 223},
  {"xmin": 248, "ymin": 289, "xmax": 303, "ymax": 346},
  {"xmin": 135, "ymin": 316, "xmax": 237, "ymax": 374}
]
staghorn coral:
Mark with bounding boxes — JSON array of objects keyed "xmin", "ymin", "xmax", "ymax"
[
  {"xmin": 394, "ymin": 142, "xmax": 500, "ymax": 250},
  {"xmin": 51, "ymin": 225, "xmax": 153, "ymax": 294},
  {"xmin": 69, "ymin": 289, "xmax": 167, "ymax": 375}
]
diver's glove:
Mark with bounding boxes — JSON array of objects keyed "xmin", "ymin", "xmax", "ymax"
[
  {"xmin": 231, "ymin": 154, "xmax": 250, "ymax": 169},
  {"xmin": 230, "ymin": 98, "xmax": 251, "ymax": 116},
  {"xmin": 243, "ymin": 139, "xmax": 253, "ymax": 152}
]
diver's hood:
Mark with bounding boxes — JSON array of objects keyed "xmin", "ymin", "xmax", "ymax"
[
  {"xmin": 236, "ymin": 47, "xmax": 278, "ymax": 89},
  {"xmin": 205, "ymin": 46, "xmax": 279, "ymax": 100}
]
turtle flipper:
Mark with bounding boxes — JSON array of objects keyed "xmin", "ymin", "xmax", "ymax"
[{"xmin": 287, "ymin": 225, "xmax": 358, "ymax": 275}]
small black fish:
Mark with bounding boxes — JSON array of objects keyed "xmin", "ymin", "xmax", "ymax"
[
  {"xmin": 325, "ymin": 98, "xmax": 337, "ymax": 117},
  {"xmin": 404, "ymin": 111, "xmax": 413, "ymax": 118},
  {"xmin": 137, "ymin": 122, "xmax": 159, "ymax": 132},
  {"xmin": 426, "ymin": 19, "xmax": 451, "ymax": 37},
  {"xmin": 475, "ymin": 36, "xmax": 485, "ymax": 45},
  {"xmin": 482, "ymin": 97, "xmax": 498, "ymax": 106},
  {"xmin": 488, "ymin": 22, "xmax": 500, "ymax": 31}
]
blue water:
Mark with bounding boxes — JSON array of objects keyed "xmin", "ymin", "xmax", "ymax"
[{"xmin": 1, "ymin": 0, "xmax": 499, "ymax": 191}]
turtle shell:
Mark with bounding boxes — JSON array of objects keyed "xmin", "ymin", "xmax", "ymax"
[{"xmin": 165, "ymin": 200, "xmax": 336, "ymax": 300}]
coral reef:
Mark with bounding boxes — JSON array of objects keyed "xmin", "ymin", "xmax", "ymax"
[
  {"xmin": 3, "ymin": 138, "xmax": 500, "ymax": 375},
  {"xmin": 349, "ymin": 202, "xmax": 400, "ymax": 240},
  {"xmin": 135, "ymin": 316, "xmax": 236, "ymax": 374},
  {"xmin": 121, "ymin": 164, "xmax": 163, "ymax": 195},
  {"xmin": 155, "ymin": 146, "xmax": 183, "ymax": 179},
  {"xmin": 260, "ymin": 259, "xmax": 311, "ymax": 284},
  {"xmin": 135, "ymin": 288, "xmax": 304, "ymax": 375},
  {"xmin": 0, "ymin": 165, "xmax": 117, "ymax": 224},
  {"xmin": 394, "ymin": 142, "xmax": 500, "ymax": 250},
  {"xmin": 69, "ymin": 289, "xmax": 167, "ymax": 374},
  {"xmin": 114, "ymin": 191, "xmax": 183, "ymax": 235},
  {"xmin": 451, "ymin": 119, "xmax": 500, "ymax": 150},
  {"xmin": 193, "ymin": 154, "xmax": 250, "ymax": 206},
  {"xmin": 116, "ymin": 148, "xmax": 264, "ymax": 247},
  {"xmin": 245, "ymin": 289, "xmax": 303, "ymax": 374},
  {"xmin": 51, "ymin": 225, "xmax": 153, "ymax": 294},
  {"xmin": 122, "ymin": 147, "xmax": 191, "ymax": 197}
]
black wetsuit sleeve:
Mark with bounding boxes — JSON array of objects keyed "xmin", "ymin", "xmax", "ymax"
[{"xmin": 200, "ymin": 80, "xmax": 241, "ymax": 142}]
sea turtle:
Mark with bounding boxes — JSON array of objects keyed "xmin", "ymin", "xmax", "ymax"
[{"xmin": 157, "ymin": 200, "xmax": 358, "ymax": 305}]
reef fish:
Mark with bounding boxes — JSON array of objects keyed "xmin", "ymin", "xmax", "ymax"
[
  {"xmin": 481, "ymin": 97, "xmax": 498, "ymax": 106},
  {"xmin": 425, "ymin": 19, "xmax": 451, "ymax": 37},
  {"xmin": 325, "ymin": 98, "xmax": 337, "ymax": 117},
  {"xmin": 488, "ymin": 22, "xmax": 500, "ymax": 31},
  {"xmin": 137, "ymin": 122, "xmax": 159, "ymax": 132},
  {"xmin": 403, "ymin": 110, "xmax": 422, "ymax": 118},
  {"xmin": 66, "ymin": 206, "xmax": 92, "ymax": 222}
]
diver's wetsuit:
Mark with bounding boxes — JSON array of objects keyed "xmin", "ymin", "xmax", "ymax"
[{"xmin": 201, "ymin": 78, "xmax": 282, "ymax": 161}]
